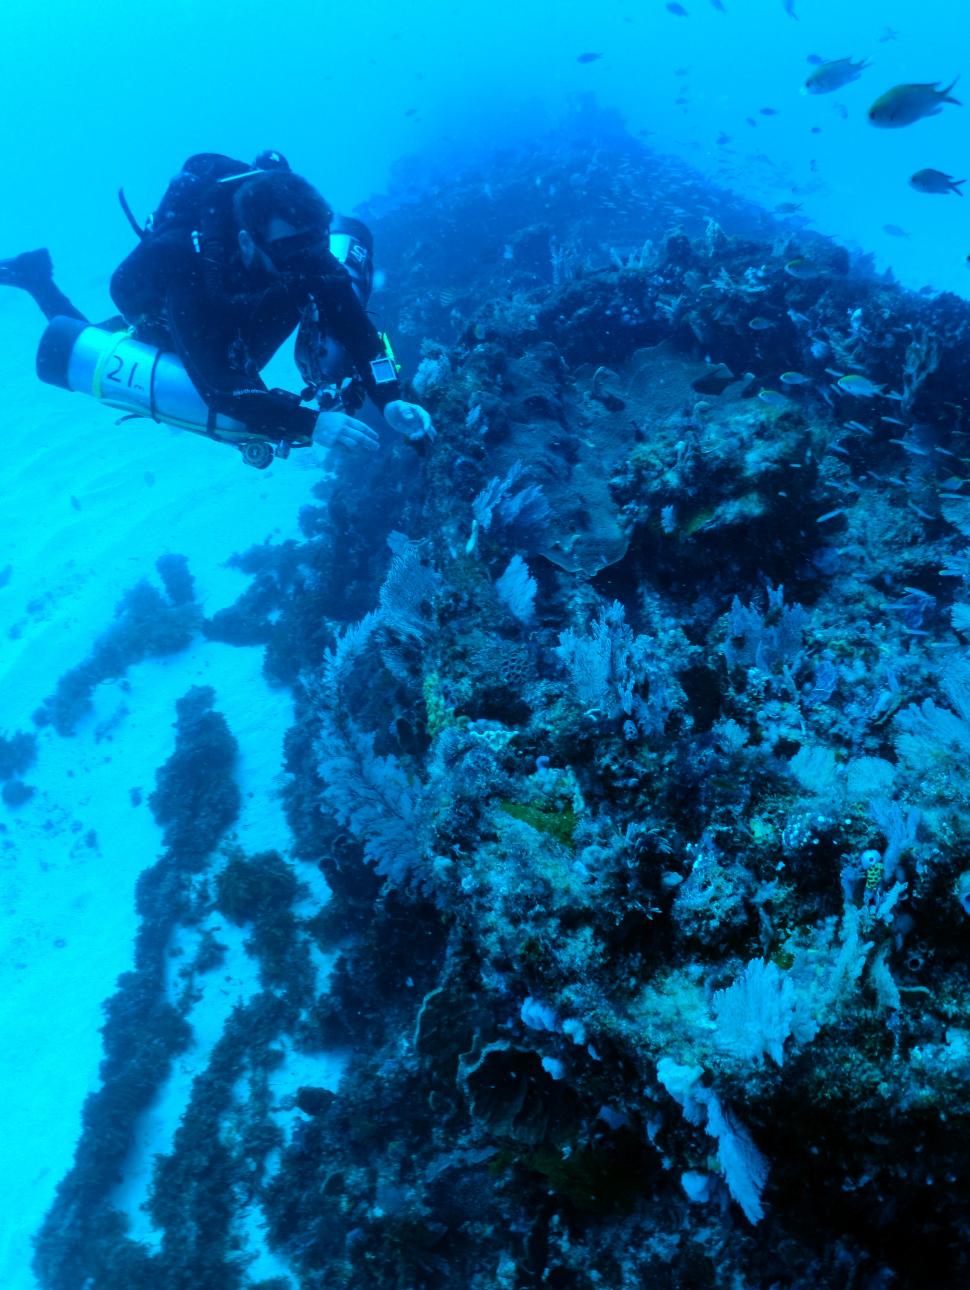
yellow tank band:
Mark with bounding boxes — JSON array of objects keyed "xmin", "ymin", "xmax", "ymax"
[{"xmin": 91, "ymin": 327, "xmax": 136, "ymax": 402}]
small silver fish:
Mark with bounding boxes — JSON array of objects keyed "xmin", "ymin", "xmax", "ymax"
[
  {"xmin": 780, "ymin": 371, "xmax": 812, "ymax": 385},
  {"xmin": 837, "ymin": 374, "xmax": 885, "ymax": 398},
  {"xmin": 758, "ymin": 389, "xmax": 789, "ymax": 406},
  {"xmin": 803, "ymin": 57, "xmax": 870, "ymax": 96},
  {"xmin": 748, "ymin": 316, "xmax": 775, "ymax": 330}
]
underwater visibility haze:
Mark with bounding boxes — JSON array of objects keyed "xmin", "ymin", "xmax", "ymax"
[{"xmin": 3, "ymin": 0, "xmax": 970, "ymax": 1286}]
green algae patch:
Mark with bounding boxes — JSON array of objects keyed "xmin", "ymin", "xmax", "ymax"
[
  {"xmin": 499, "ymin": 800, "xmax": 577, "ymax": 847},
  {"xmin": 423, "ymin": 669, "xmax": 455, "ymax": 738}
]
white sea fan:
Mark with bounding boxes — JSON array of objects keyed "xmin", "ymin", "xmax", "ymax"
[
  {"xmin": 656, "ymin": 1058, "xmax": 769, "ymax": 1225},
  {"xmin": 496, "ymin": 554, "xmax": 537, "ymax": 624},
  {"xmin": 703, "ymin": 1092, "xmax": 769, "ymax": 1225},
  {"xmin": 712, "ymin": 958, "xmax": 795, "ymax": 1066},
  {"xmin": 951, "ymin": 603, "xmax": 970, "ymax": 635}
]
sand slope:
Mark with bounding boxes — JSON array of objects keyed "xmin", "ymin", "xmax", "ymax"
[{"xmin": 0, "ymin": 296, "xmax": 327, "ymax": 1287}]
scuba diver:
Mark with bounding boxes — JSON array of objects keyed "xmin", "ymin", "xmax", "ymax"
[{"xmin": 0, "ymin": 151, "xmax": 433, "ymax": 468}]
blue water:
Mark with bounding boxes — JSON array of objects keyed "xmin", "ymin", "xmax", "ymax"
[
  {"xmin": 1, "ymin": 0, "xmax": 967, "ymax": 305},
  {"xmin": 2, "ymin": 2, "xmax": 970, "ymax": 1287}
]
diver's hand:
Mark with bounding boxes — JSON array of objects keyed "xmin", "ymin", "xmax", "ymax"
[
  {"xmin": 383, "ymin": 399, "xmax": 436, "ymax": 444},
  {"xmin": 312, "ymin": 410, "xmax": 380, "ymax": 453}
]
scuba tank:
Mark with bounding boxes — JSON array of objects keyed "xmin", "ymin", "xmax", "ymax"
[
  {"xmin": 35, "ymin": 316, "xmax": 308, "ymax": 469},
  {"xmin": 295, "ymin": 214, "xmax": 375, "ymax": 413}
]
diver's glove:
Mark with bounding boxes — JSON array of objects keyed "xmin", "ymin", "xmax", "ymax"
[
  {"xmin": 383, "ymin": 399, "xmax": 436, "ymax": 445},
  {"xmin": 312, "ymin": 410, "xmax": 380, "ymax": 454}
]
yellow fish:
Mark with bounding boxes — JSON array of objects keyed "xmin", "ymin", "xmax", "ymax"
[
  {"xmin": 868, "ymin": 79, "xmax": 960, "ymax": 127},
  {"xmin": 784, "ymin": 258, "xmax": 821, "ymax": 280}
]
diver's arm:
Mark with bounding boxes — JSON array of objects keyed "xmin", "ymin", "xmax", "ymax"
[
  {"xmin": 163, "ymin": 277, "xmax": 318, "ymax": 440},
  {"xmin": 317, "ymin": 271, "xmax": 403, "ymax": 411}
]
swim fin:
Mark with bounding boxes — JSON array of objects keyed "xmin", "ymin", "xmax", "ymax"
[{"xmin": 0, "ymin": 248, "xmax": 53, "ymax": 290}]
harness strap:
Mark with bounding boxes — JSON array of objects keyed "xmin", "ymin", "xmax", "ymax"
[{"xmin": 147, "ymin": 346, "xmax": 163, "ymax": 422}]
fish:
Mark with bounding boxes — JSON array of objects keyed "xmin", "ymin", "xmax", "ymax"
[
  {"xmin": 803, "ymin": 57, "xmax": 870, "ymax": 95},
  {"xmin": 784, "ymin": 257, "xmax": 820, "ymax": 279},
  {"xmin": 882, "ymin": 224, "xmax": 910, "ymax": 239},
  {"xmin": 758, "ymin": 389, "xmax": 789, "ymax": 406},
  {"xmin": 716, "ymin": 131, "xmax": 732, "ymax": 145},
  {"xmin": 837, "ymin": 374, "xmax": 885, "ymax": 398},
  {"xmin": 774, "ymin": 201, "xmax": 804, "ymax": 214},
  {"xmin": 577, "ymin": 52, "xmax": 603, "ymax": 63},
  {"xmin": 879, "ymin": 27, "xmax": 899, "ymax": 42},
  {"xmin": 759, "ymin": 107, "xmax": 780, "ymax": 116},
  {"xmin": 710, "ymin": 0, "xmax": 727, "ymax": 11},
  {"xmin": 748, "ymin": 316, "xmax": 775, "ymax": 330},
  {"xmin": 666, "ymin": 2, "xmax": 689, "ymax": 13},
  {"xmin": 692, "ymin": 364, "xmax": 738, "ymax": 395},
  {"xmin": 910, "ymin": 168, "xmax": 965, "ymax": 196},
  {"xmin": 807, "ymin": 54, "xmax": 824, "ymax": 66},
  {"xmin": 780, "ymin": 371, "xmax": 812, "ymax": 385},
  {"xmin": 888, "ymin": 438, "xmax": 930, "ymax": 457},
  {"xmin": 868, "ymin": 80, "xmax": 961, "ymax": 127},
  {"xmin": 782, "ymin": 0, "xmax": 798, "ymax": 17}
]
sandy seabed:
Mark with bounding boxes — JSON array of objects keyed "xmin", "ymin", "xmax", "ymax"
[{"xmin": 0, "ymin": 296, "xmax": 331, "ymax": 1287}]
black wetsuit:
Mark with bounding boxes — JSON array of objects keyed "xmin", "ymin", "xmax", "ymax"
[{"xmin": 109, "ymin": 230, "xmax": 400, "ymax": 441}]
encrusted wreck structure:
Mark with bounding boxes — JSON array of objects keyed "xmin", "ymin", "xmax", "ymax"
[{"xmin": 28, "ymin": 120, "xmax": 970, "ymax": 1288}]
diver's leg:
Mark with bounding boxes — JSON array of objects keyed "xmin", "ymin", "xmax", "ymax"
[{"xmin": 0, "ymin": 249, "xmax": 88, "ymax": 322}]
